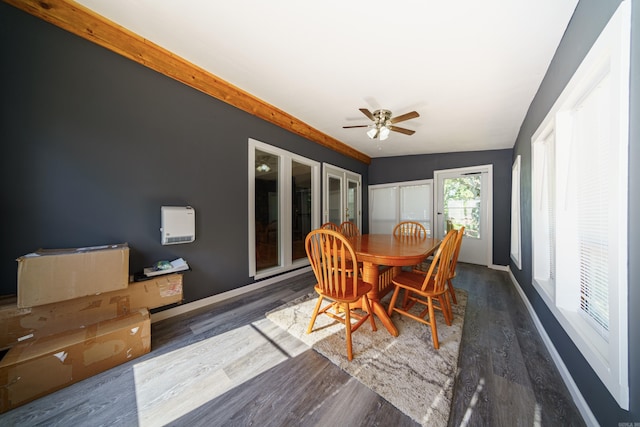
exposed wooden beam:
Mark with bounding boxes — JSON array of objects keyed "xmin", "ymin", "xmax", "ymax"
[{"xmin": 3, "ymin": 0, "xmax": 371, "ymax": 165}]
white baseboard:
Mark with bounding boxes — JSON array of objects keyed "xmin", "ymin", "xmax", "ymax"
[
  {"xmin": 507, "ymin": 268, "xmax": 598, "ymax": 427},
  {"xmin": 150, "ymin": 266, "xmax": 313, "ymax": 323},
  {"xmin": 490, "ymin": 264, "xmax": 509, "ymax": 271}
]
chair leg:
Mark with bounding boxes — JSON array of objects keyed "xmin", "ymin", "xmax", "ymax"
[
  {"xmin": 427, "ymin": 297, "xmax": 439, "ymax": 349},
  {"xmin": 345, "ymin": 303, "xmax": 353, "ymax": 361},
  {"xmin": 401, "ymin": 287, "xmax": 410, "ymax": 309},
  {"xmin": 362, "ymin": 296, "xmax": 377, "ymax": 331},
  {"xmin": 306, "ymin": 295, "xmax": 323, "ymax": 334},
  {"xmin": 448, "ymin": 278, "xmax": 458, "ymax": 305},
  {"xmin": 439, "ymin": 295, "xmax": 452, "ymax": 326},
  {"xmin": 417, "ymin": 294, "xmax": 451, "ymax": 326}
]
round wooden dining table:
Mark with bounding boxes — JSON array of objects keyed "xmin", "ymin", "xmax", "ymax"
[{"xmin": 347, "ymin": 234, "xmax": 441, "ymax": 336}]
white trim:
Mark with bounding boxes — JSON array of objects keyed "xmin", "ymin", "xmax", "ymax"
[
  {"xmin": 508, "ymin": 268, "xmax": 598, "ymax": 427},
  {"xmin": 151, "ymin": 266, "xmax": 313, "ymax": 323},
  {"xmin": 490, "ymin": 264, "xmax": 509, "ymax": 272}
]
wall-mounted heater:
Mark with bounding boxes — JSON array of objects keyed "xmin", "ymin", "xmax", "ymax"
[{"xmin": 161, "ymin": 206, "xmax": 195, "ymax": 245}]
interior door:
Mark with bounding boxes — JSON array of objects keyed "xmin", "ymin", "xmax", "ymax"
[
  {"xmin": 323, "ymin": 164, "xmax": 361, "ymax": 229},
  {"xmin": 434, "ymin": 165, "xmax": 493, "ymax": 266}
]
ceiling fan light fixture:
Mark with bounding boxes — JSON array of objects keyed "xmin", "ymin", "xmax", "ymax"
[
  {"xmin": 379, "ymin": 126, "xmax": 390, "ymax": 140},
  {"xmin": 256, "ymin": 163, "xmax": 271, "ymax": 172},
  {"xmin": 344, "ymin": 108, "xmax": 419, "ymax": 140}
]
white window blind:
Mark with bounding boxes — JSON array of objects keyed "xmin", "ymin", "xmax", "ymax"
[
  {"xmin": 369, "ymin": 180, "xmax": 433, "ymax": 235},
  {"xmin": 572, "ymin": 75, "xmax": 611, "ymax": 339},
  {"xmin": 369, "ymin": 186, "xmax": 397, "ymax": 234},
  {"xmin": 400, "ymin": 184, "xmax": 432, "ymax": 235}
]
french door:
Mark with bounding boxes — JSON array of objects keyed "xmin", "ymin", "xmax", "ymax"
[
  {"xmin": 434, "ymin": 165, "xmax": 493, "ymax": 266},
  {"xmin": 323, "ymin": 164, "xmax": 361, "ymax": 229}
]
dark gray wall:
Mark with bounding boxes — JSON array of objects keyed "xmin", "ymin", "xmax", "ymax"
[
  {"xmin": 511, "ymin": 0, "xmax": 638, "ymax": 423},
  {"xmin": 369, "ymin": 149, "xmax": 513, "ymax": 266},
  {"xmin": 0, "ymin": 3, "xmax": 368, "ymax": 304}
]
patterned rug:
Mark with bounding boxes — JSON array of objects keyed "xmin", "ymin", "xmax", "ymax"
[{"xmin": 266, "ymin": 289, "xmax": 467, "ymax": 427}]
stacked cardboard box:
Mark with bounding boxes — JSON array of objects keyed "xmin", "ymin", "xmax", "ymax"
[
  {"xmin": 16, "ymin": 244, "xmax": 131, "ymax": 307},
  {"xmin": 0, "ymin": 244, "xmax": 184, "ymax": 413}
]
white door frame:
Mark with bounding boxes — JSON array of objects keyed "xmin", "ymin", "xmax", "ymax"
[
  {"xmin": 322, "ymin": 163, "xmax": 362, "ymax": 229},
  {"xmin": 434, "ymin": 164, "xmax": 493, "ymax": 267}
]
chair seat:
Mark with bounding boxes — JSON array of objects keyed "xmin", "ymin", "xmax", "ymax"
[
  {"xmin": 314, "ymin": 280, "xmax": 372, "ymax": 303},
  {"xmin": 392, "ymin": 271, "xmax": 442, "ymax": 295}
]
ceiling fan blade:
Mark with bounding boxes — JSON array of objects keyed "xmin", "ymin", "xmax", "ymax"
[
  {"xmin": 388, "ymin": 125, "xmax": 415, "ymax": 135},
  {"xmin": 359, "ymin": 108, "xmax": 375, "ymax": 121},
  {"xmin": 343, "ymin": 125, "xmax": 371, "ymax": 129},
  {"xmin": 390, "ymin": 111, "xmax": 419, "ymax": 124}
]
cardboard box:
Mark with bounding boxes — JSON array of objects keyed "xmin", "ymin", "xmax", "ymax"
[
  {"xmin": 0, "ymin": 273, "xmax": 183, "ymax": 350},
  {"xmin": 16, "ymin": 244, "xmax": 130, "ymax": 308},
  {"xmin": 0, "ymin": 308, "xmax": 150, "ymax": 413}
]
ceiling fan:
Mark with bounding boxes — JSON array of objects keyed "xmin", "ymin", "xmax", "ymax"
[{"xmin": 343, "ymin": 108, "xmax": 420, "ymax": 140}]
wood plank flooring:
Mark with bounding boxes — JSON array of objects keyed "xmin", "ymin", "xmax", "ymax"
[{"xmin": 0, "ymin": 264, "xmax": 585, "ymax": 426}]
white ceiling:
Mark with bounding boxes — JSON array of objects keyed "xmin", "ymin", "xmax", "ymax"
[{"xmin": 75, "ymin": 0, "xmax": 578, "ymax": 159}]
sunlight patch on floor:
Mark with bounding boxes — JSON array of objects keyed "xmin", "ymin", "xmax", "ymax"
[
  {"xmin": 534, "ymin": 402, "xmax": 542, "ymax": 427},
  {"xmin": 460, "ymin": 377, "xmax": 485, "ymax": 427},
  {"xmin": 132, "ymin": 318, "xmax": 308, "ymax": 427}
]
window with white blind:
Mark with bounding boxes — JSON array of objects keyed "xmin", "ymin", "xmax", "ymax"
[
  {"xmin": 530, "ymin": 1, "xmax": 630, "ymax": 408},
  {"xmin": 510, "ymin": 155, "xmax": 522, "ymax": 270},
  {"xmin": 369, "ymin": 180, "xmax": 433, "ymax": 235}
]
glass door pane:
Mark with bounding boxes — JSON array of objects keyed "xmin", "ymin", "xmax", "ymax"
[
  {"xmin": 255, "ymin": 150, "xmax": 280, "ymax": 271},
  {"xmin": 443, "ymin": 175, "xmax": 481, "ymax": 238},
  {"xmin": 327, "ymin": 175, "xmax": 342, "ymax": 225},
  {"xmin": 323, "ymin": 164, "xmax": 362, "ymax": 230},
  {"xmin": 291, "ymin": 161, "xmax": 311, "ymax": 261},
  {"xmin": 346, "ymin": 179, "xmax": 359, "ymax": 223}
]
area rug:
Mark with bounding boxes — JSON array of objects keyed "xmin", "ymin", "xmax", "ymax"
[{"xmin": 266, "ymin": 289, "xmax": 467, "ymax": 427}]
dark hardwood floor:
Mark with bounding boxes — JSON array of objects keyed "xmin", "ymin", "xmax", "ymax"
[{"xmin": 0, "ymin": 264, "xmax": 585, "ymax": 426}]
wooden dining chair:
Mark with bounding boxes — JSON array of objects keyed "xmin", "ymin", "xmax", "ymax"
[
  {"xmin": 387, "ymin": 228, "xmax": 458, "ymax": 349},
  {"xmin": 405, "ymin": 227, "xmax": 458, "ymax": 311},
  {"xmin": 393, "ymin": 221, "xmax": 427, "ymax": 238},
  {"xmin": 445, "ymin": 226, "xmax": 465, "ymax": 305},
  {"xmin": 337, "ymin": 221, "xmax": 363, "ymax": 275},
  {"xmin": 305, "ymin": 229, "xmax": 377, "ymax": 360},
  {"xmin": 339, "ymin": 221, "xmax": 361, "ymax": 237},
  {"xmin": 393, "ymin": 221, "xmax": 428, "ymax": 271},
  {"xmin": 412, "ymin": 227, "xmax": 464, "ymax": 306},
  {"xmin": 321, "ymin": 222, "xmax": 340, "ymax": 232},
  {"xmin": 321, "ymin": 221, "xmax": 359, "ymax": 276}
]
